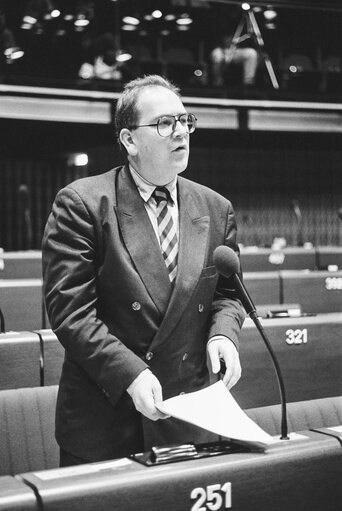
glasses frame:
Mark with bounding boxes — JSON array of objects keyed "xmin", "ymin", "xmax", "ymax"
[{"xmin": 129, "ymin": 113, "xmax": 197, "ymax": 137}]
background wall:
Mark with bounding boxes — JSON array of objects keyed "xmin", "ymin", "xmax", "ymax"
[{"xmin": 1, "ymin": 120, "xmax": 341, "ymax": 251}]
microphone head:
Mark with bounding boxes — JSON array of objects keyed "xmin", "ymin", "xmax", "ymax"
[
  {"xmin": 213, "ymin": 245, "xmax": 240, "ymax": 278},
  {"xmin": 18, "ymin": 184, "xmax": 30, "ymax": 210}
]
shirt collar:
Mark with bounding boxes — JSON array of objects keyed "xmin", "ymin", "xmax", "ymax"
[{"xmin": 129, "ymin": 164, "xmax": 178, "ymax": 204}]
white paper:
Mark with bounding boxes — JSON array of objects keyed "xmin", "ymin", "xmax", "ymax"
[{"xmin": 157, "ymin": 381, "xmax": 276, "ymax": 448}]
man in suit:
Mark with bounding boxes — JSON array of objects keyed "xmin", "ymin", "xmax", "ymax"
[{"xmin": 42, "ymin": 74, "xmax": 245, "ymax": 466}]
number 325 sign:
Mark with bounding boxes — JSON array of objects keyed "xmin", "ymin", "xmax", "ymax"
[{"xmin": 190, "ymin": 483, "xmax": 232, "ymax": 510}]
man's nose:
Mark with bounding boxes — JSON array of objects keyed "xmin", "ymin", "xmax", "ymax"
[{"xmin": 173, "ymin": 119, "xmax": 188, "ymax": 136}]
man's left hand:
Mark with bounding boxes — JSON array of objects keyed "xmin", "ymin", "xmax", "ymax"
[{"xmin": 207, "ymin": 337, "xmax": 241, "ymax": 389}]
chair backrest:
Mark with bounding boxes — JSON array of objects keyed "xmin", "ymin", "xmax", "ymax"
[
  {"xmin": 245, "ymin": 395, "xmax": 342, "ymax": 436},
  {"xmin": 0, "ymin": 384, "xmax": 340, "ymax": 476},
  {"xmin": 0, "ymin": 385, "xmax": 59, "ymax": 476}
]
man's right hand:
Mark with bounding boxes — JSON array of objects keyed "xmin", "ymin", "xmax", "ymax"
[{"xmin": 127, "ymin": 369, "xmax": 169, "ymax": 421}]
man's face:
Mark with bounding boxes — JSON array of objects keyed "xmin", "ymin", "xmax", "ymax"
[{"xmin": 127, "ymin": 86, "xmax": 190, "ymax": 185}]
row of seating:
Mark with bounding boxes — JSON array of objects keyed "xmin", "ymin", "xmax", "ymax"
[
  {"xmin": 0, "ymin": 384, "xmax": 341, "ymax": 476},
  {"xmin": 1, "ymin": 246, "xmax": 341, "ymax": 278},
  {"xmin": 1, "ymin": 313, "xmax": 341, "ymax": 407}
]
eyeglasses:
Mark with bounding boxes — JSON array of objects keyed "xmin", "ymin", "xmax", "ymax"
[{"xmin": 129, "ymin": 113, "xmax": 197, "ymax": 137}]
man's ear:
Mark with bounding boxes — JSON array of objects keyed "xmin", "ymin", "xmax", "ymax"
[{"xmin": 120, "ymin": 128, "xmax": 138, "ymax": 156}]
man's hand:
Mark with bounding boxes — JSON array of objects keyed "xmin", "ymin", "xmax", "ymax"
[
  {"xmin": 127, "ymin": 369, "xmax": 169, "ymax": 421},
  {"xmin": 207, "ymin": 336, "xmax": 241, "ymax": 389}
]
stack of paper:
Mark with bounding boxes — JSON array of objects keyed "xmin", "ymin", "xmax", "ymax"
[{"xmin": 157, "ymin": 381, "xmax": 276, "ymax": 449}]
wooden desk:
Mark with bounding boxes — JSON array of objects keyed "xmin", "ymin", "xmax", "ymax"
[
  {"xmin": 0, "ymin": 279, "xmax": 44, "ymax": 331},
  {"xmin": 240, "ymin": 247, "xmax": 316, "ymax": 272},
  {"xmin": 243, "ymin": 271, "xmax": 280, "ymax": 306},
  {"xmin": 316, "ymin": 246, "xmax": 342, "ymax": 270},
  {"xmin": 280, "ymin": 270, "xmax": 342, "ymax": 313},
  {"xmin": 233, "ymin": 313, "xmax": 342, "ymax": 409},
  {"xmin": 0, "ymin": 251, "xmax": 42, "ymax": 279},
  {"xmin": 0, "ymin": 331, "xmax": 41, "ymax": 389}
]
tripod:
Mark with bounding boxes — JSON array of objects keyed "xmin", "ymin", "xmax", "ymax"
[{"xmin": 226, "ymin": 7, "xmax": 279, "ymax": 90}]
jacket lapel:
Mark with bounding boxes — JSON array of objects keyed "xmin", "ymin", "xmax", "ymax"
[
  {"xmin": 114, "ymin": 167, "xmax": 172, "ymax": 316},
  {"xmin": 149, "ymin": 180, "xmax": 210, "ymax": 347}
]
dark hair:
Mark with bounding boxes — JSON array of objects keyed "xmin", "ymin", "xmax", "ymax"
[{"xmin": 114, "ymin": 74, "xmax": 180, "ymax": 153}]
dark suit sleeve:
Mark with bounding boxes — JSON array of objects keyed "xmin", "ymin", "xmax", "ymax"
[
  {"xmin": 207, "ymin": 200, "xmax": 245, "ymax": 349},
  {"xmin": 42, "ymin": 187, "xmax": 148, "ymax": 405}
]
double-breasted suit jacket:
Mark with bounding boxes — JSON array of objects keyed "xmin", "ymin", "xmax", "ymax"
[{"xmin": 42, "ymin": 165, "xmax": 245, "ymax": 461}]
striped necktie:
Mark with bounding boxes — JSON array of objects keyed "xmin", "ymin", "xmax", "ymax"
[{"xmin": 153, "ymin": 186, "xmax": 178, "ymax": 284}]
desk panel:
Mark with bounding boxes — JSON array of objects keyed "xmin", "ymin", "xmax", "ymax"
[
  {"xmin": 0, "ymin": 475, "xmax": 38, "ymax": 510},
  {"xmin": 281, "ymin": 270, "xmax": 342, "ymax": 313},
  {"xmin": 316, "ymin": 246, "xmax": 342, "ymax": 270},
  {"xmin": 0, "ymin": 251, "xmax": 42, "ymax": 279},
  {"xmin": 0, "ymin": 331, "xmax": 41, "ymax": 389},
  {"xmin": 0, "ymin": 279, "xmax": 44, "ymax": 331},
  {"xmin": 240, "ymin": 247, "xmax": 316, "ymax": 272},
  {"xmin": 234, "ymin": 313, "xmax": 342, "ymax": 409},
  {"xmin": 19, "ymin": 431, "xmax": 342, "ymax": 511},
  {"xmin": 35, "ymin": 330, "xmax": 64, "ymax": 386},
  {"xmin": 243, "ymin": 272, "xmax": 280, "ymax": 306}
]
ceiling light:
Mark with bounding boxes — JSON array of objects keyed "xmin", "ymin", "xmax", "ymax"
[
  {"xmin": 176, "ymin": 14, "xmax": 193, "ymax": 25},
  {"xmin": 116, "ymin": 50, "xmax": 132, "ymax": 63},
  {"xmin": 73, "ymin": 153, "xmax": 89, "ymax": 166},
  {"xmin": 4, "ymin": 47, "xmax": 25, "ymax": 62},
  {"xmin": 152, "ymin": 10, "xmax": 162, "ymax": 19},
  {"xmin": 122, "ymin": 24, "xmax": 137, "ymax": 31},
  {"xmin": 264, "ymin": 8, "xmax": 277, "ymax": 21},
  {"xmin": 50, "ymin": 9, "xmax": 61, "ymax": 18},
  {"xmin": 22, "ymin": 15, "xmax": 37, "ymax": 25},
  {"xmin": 122, "ymin": 16, "xmax": 140, "ymax": 25},
  {"xmin": 74, "ymin": 17, "xmax": 90, "ymax": 27}
]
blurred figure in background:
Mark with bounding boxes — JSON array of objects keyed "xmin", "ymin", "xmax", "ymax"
[{"xmin": 210, "ymin": 33, "xmax": 259, "ymax": 89}]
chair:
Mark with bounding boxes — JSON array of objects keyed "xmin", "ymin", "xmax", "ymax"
[
  {"xmin": 0, "ymin": 383, "xmax": 341, "ymax": 476},
  {"xmin": 0, "ymin": 385, "xmax": 59, "ymax": 476},
  {"xmin": 245, "ymin": 395, "xmax": 342, "ymax": 436}
]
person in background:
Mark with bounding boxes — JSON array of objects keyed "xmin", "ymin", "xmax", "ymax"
[
  {"xmin": 42, "ymin": 74, "xmax": 245, "ymax": 467},
  {"xmin": 210, "ymin": 33, "xmax": 259, "ymax": 88}
]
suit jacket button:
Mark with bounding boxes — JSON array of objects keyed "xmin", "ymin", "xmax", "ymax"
[
  {"xmin": 198, "ymin": 303, "xmax": 204, "ymax": 312},
  {"xmin": 182, "ymin": 353, "xmax": 188, "ymax": 362},
  {"xmin": 132, "ymin": 301, "xmax": 141, "ymax": 311},
  {"xmin": 146, "ymin": 351, "xmax": 154, "ymax": 361}
]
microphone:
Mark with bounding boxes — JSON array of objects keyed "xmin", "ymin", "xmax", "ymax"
[
  {"xmin": 213, "ymin": 245, "xmax": 257, "ymax": 318},
  {"xmin": 213, "ymin": 245, "xmax": 289, "ymax": 440},
  {"xmin": 291, "ymin": 199, "xmax": 303, "ymax": 247},
  {"xmin": 18, "ymin": 184, "xmax": 33, "ymax": 250}
]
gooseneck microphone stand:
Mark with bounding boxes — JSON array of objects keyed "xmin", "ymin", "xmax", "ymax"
[
  {"xmin": 214, "ymin": 245, "xmax": 289, "ymax": 440},
  {"xmin": 247, "ymin": 304, "xmax": 289, "ymax": 440}
]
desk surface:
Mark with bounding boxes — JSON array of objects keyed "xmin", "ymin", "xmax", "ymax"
[{"xmin": 19, "ymin": 430, "xmax": 342, "ymax": 511}]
